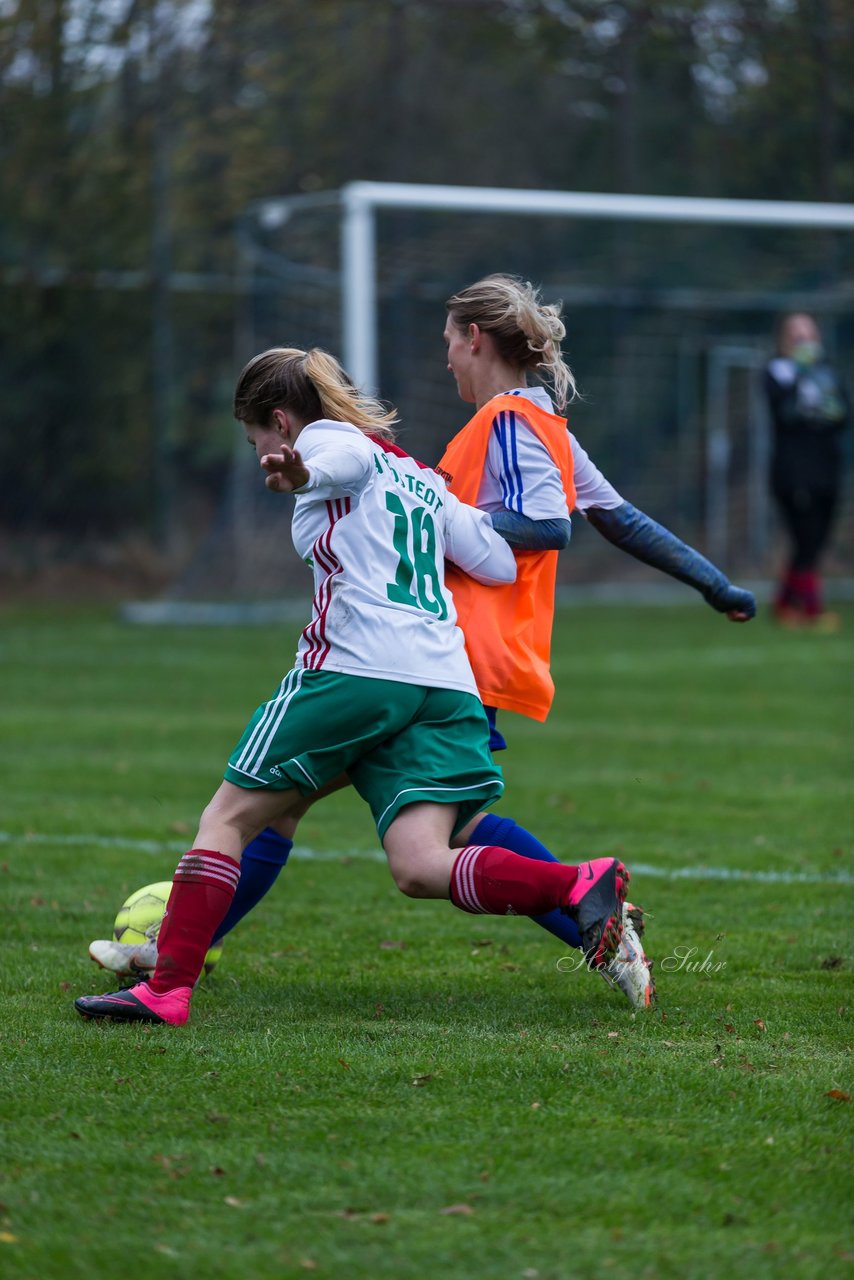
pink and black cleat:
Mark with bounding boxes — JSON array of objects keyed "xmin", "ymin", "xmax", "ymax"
[
  {"xmin": 563, "ymin": 857, "xmax": 629, "ymax": 970},
  {"xmin": 74, "ymin": 981, "xmax": 191, "ymax": 1026}
]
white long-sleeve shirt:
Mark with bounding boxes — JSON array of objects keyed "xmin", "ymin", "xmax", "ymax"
[
  {"xmin": 290, "ymin": 420, "xmax": 516, "ymax": 694},
  {"xmin": 476, "ymin": 386, "xmax": 623, "ymax": 517}
]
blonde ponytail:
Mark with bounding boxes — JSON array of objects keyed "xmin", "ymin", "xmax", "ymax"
[
  {"xmin": 302, "ymin": 349, "xmax": 398, "ymax": 437},
  {"xmin": 233, "ymin": 347, "xmax": 398, "ymax": 440}
]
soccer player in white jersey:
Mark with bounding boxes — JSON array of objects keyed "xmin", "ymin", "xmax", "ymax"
[
  {"xmin": 76, "ymin": 347, "xmax": 629, "ymax": 1026},
  {"xmin": 88, "ymin": 277, "xmax": 756, "ymax": 1012}
]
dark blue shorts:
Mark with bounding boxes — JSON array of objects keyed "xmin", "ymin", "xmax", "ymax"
[{"xmin": 485, "ymin": 706, "xmax": 508, "ymax": 752}]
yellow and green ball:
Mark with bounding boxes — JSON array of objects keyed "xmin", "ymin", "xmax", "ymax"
[{"xmin": 113, "ymin": 881, "xmax": 222, "ymax": 977}]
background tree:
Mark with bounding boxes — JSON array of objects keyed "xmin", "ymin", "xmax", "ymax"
[{"xmin": 0, "ymin": 0, "xmax": 851, "ymax": 567}]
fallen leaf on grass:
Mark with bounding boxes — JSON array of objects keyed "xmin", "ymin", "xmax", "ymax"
[
  {"xmin": 223, "ymin": 1196, "xmax": 243, "ymax": 1208},
  {"xmin": 753, "ymin": 1019, "xmax": 767, "ymax": 1032},
  {"xmin": 338, "ymin": 1058, "xmax": 350, "ymax": 1070},
  {"xmin": 0, "ymin": 1232, "xmax": 18, "ymax": 1244},
  {"xmin": 440, "ymin": 1203, "xmax": 475, "ymax": 1216},
  {"xmin": 370, "ymin": 1213, "xmax": 390, "ymax": 1224},
  {"xmin": 379, "ymin": 940, "xmax": 407, "ymax": 950},
  {"xmin": 411, "ymin": 1074, "xmax": 432, "ymax": 1087},
  {"xmin": 826, "ymin": 1089, "xmax": 850, "ymax": 1102}
]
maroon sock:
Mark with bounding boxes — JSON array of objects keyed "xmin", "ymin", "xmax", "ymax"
[
  {"xmin": 788, "ymin": 569, "xmax": 815, "ymax": 613},
  {"xmin": 800, "ymin": 570, "xmax": 822, "ymax": 617},
  {"xmin": 149, "ymin": 850, "xmax": 240, "ymax": 993},
  {"xmin": 450, "ymin": 844, "xmax": 578, "ymax": 916}
]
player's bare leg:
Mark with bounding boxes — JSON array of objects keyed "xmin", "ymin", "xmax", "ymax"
[
  {"xmin": 87, "ymin": 781, "xmax": 351, "ymax": 979},
  {"xmin": 383, "ymin": 802, "xmax": 626, "ymax": 968},
  {"xmin": 383, "ymin": 802, "xmax": 459, "ymax": 897}
]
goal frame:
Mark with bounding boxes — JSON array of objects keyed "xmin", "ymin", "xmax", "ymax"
[
  {"xmin": 248, "ymin": 180, "xmax": 854, "ymax": 394},
  {"xmin": 241, "ymin": 181, "xmax": 854, "ymax": 572}
]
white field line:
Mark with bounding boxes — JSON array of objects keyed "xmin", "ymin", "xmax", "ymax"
[{"xmin": 0, "ymin": 830, "xmax": 851, "ymax": 886}]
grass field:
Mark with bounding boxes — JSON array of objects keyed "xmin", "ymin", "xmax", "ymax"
[{"xmin": 1, "ymin": 601, "xmax": 852, "ymax": 1280}]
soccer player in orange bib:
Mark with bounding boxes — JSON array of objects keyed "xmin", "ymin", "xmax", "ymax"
[{"xmin": 426, "ymin": 275, "xmax": 754, "ymax": 1008}]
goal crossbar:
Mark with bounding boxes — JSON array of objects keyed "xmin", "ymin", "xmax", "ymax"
[{"xmin": 247, "ymin": 181, "xmax": 854, "ymax": 392}]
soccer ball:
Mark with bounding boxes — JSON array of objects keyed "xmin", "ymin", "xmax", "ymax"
[{"xmin": 113, "ymin": 881, "xmax": 222, "ymax": 977}]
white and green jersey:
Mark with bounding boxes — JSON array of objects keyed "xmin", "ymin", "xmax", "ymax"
[{"xmin": 290, "ymin": 420, "xmax": 516, "ymax": 694}]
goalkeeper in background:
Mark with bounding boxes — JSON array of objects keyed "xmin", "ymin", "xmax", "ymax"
[{"xmin": 764, "ymin": 311, "xmax": 849, "ymax": 629}]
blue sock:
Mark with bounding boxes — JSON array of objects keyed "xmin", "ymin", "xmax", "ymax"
[
  {"xmin": 214, "ymin": 828, "xmax": 293, "ymax": 943},
  {"xmin": 469, "ymin": 813, "xmax": 583, "ymax": 950}
]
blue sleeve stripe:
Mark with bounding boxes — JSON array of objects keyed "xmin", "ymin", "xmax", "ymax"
[
  {"xmin": 493, "ymin": 415, "xmax": 513, "ymax": 509},
  {"xmin": 493, "ymin": 411, "xmax": 525, "ymax": 513},
  {"xmin": 494, "ymin": 413, "xmax": 515, "ymax": 510},
  {"xmin": 507, "ymin": 412, "xmax": 524, "ymax": 513}
]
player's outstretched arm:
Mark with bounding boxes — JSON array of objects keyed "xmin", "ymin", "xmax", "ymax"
[{"xmin": 585, "ymin": 501, "xmax": 756, "ymax": 622}]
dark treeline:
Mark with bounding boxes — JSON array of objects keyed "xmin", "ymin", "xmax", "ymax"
[{"xmin": 1, "ymin": 0, "xmax": 852, "ymax": 560}]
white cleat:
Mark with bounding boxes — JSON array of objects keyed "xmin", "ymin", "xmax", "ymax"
[
  {"xmin": 600, "ymin": 903, "xmax": 655, "ymax": 1010},
  {"xmin": 89, "ymin": 938, "xmax": 158, "ymax": 977}
]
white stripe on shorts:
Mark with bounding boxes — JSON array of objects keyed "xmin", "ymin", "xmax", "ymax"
[
  {"xmin": 375, "ymin": 780, "xmax": 503, "ymax": 837},
  {"xmin": 233, "ymin": 668, "xmax": 303, "ymax": 778}
]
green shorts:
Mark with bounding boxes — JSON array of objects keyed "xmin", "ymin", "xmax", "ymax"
[{"xmin": 224, "ymin": 669, "xmax": 503, "ymax": 840}]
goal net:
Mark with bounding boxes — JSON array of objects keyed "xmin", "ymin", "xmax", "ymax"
[{"xmin": 127, "ymin": 183, "xmax": 854, "ymax": 621}]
